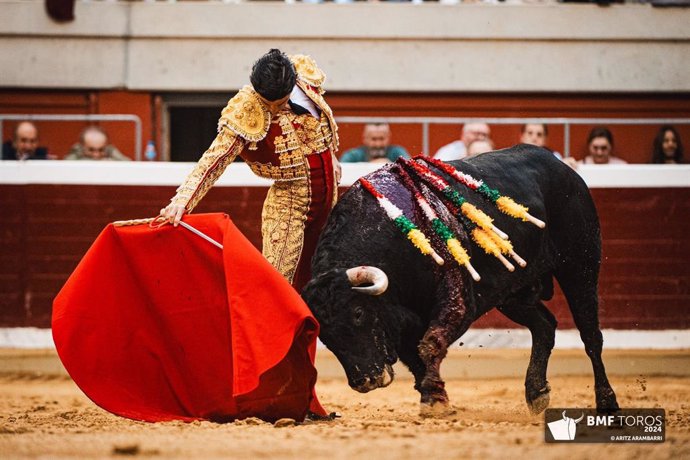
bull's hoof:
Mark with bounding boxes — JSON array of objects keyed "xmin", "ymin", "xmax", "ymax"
[
  {"xmin": 420, "ymin": 401, "xmax": 457, "ymax": 418},
  {"xmin": 304, "ymin": 411, "xmax": 341, "ymax": 423},
  {"xmin": 527, "ymin": 391, "xmax": 550, "ymax": 415},
  {"xmin": 526, "ymin": 384, "xmax": 551, "ymax": 415},
  {"xmin": 596, "ymin": 388, "xmax": 620, "ymax": 414}
]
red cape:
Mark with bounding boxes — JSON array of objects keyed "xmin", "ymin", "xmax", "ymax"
[{"xmin": 53, "ymin": 213, "xmax": 326, "ymax": 422}]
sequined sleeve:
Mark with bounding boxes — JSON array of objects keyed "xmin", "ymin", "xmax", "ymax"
[{"xmin": 169, "ymin": 126, "xmax": 245, "ymax": 212}]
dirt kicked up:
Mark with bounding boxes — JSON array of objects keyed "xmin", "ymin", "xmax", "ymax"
[{"xmin": 1, "ymin": 351, "xmax": 689, "ymax": 459}]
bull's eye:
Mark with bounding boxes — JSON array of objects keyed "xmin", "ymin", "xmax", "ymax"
[{"xmin": 353, "ymin": 306, "xmax": 364, "ymax": 326}]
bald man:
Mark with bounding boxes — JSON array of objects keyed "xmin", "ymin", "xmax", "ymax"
[
  {"xmin": 2, "ymin": 121, "xmax": 49, "ymax": 160},
  {"xmin": 434, "ymin": 122, "xmax": 491, "ymax": 161},
  {"xmin": 65, "ymin": 126, "xmax": 130, "ymax": 161}
]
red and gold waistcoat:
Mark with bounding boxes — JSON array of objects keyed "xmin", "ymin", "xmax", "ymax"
[{"xmin": 169, "ymin": 55, "xmax": 339, "ymax": 287}]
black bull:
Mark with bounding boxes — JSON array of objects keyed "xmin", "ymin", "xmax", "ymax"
[{"xmin": 302, "ymin": 146, "xmax": 619, "ymax": 415}]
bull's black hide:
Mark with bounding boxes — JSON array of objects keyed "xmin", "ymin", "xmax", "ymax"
[{"xmin": 303, "ymin": 145, "xmax": 619, "ymax": 415}]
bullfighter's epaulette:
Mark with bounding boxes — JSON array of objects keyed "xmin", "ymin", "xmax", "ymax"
[
  {"xmin": 290, "ymin": 54, "xmax": 340, "ymax": 153},
  {"xmin": 217, "ymin": 85, "xmax": 272, "ymax": 144},
  {"xmin": 290, "ymin": 54, "xmax": 326, "ymax": 92}
]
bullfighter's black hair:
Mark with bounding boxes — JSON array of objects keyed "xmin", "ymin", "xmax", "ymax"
[{"xmin": 250, "ymin": 49, "xmax": 296, "ymax": 102}]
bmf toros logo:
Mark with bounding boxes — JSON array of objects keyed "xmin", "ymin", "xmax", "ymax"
[
  {"xmin": 545, "ymin": 409, "xmax": 665, "ymax": 443},
  {"xmin": 547, "ymin": 410, "xmax": 584, "ymax": 441}
]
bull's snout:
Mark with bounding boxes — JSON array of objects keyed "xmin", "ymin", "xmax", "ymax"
[{"xmin": 351, "ymin": 364, "xmax": 395, "ymax": 393}]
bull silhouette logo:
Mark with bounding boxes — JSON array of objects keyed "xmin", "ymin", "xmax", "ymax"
[{"xmin": 547, "ymin": 410, "xmax": 585, "ymax": 441}]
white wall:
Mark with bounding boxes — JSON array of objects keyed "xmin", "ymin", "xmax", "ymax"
[
  {"xmin": 2, "ymin": 161, "xmax": 690, "ymax": 188},
  {"xmin": 1, "ymin": 1, "xmax": 689, "ymax": 92}
]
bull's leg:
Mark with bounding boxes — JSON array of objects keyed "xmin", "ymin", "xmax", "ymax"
[
  {"xmin": 570, "ymin": 304, "xmax": 619, "ymax": 412},
  {"xmin": 556, "ymin": 260, "xmax": 619, "ymax": 412},
  {"xmin": 412, "ymin": 268, "xmax": 475, "ymax": 417},
  {"xmin": 417, "ymin": 315, "xmax": 472, "ymax": 417},
  {"xmin": 398, "ymin": 336, "xmax": 428, "ymax": 394},
  {"xmin": 417, "ymin": 322, "xmax": 451, "ymax": 407},
  {"xmin": 498, "ymin": 302, "xmax": 557, "ymax": 415},
  {"xmin": 417, "ymin": 323, "xmax": 453, "ymax": 416}
]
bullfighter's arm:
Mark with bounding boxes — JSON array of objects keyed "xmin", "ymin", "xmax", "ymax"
[{"xmin": 161, "ymin": 127, "xmax": 245, "ymax": 224}]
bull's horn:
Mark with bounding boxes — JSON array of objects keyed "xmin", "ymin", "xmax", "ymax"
[
  {"xmin": 573, "ymin": 413, "xmax": 584, "ymax": 424},
  {"xmin": 562, "ymin": 410, "xmax": 567, "ymax": 420},
  {"xmin": 346, "ymin": 266, "xmax": 389, "ymax": 296}
]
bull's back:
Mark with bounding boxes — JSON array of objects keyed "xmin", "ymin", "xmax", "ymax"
[
  {"xmin": 312, "ymin": 147, "xmax": 598, "ymax": 306},
  {"xmin": 460, "ymin": 145, "xmax": 598, "ymax": 235},
  {"xmin": 459, "ymin": 145, "xmax": 590, "ymax": 218},
  {"xmin": 311, "ymin": 164, "xmax": 439, "ymax": 305},
  {"xmin": 452, "ymin": 146, "xmax": 600, "ymax": 303},
  {"xmin": 312, "ymin": 174, "xmax": 427, "ymax": 274}
]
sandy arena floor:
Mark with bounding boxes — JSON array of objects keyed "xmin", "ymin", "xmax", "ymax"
[{"xmin": 1, "ymin": 350, "xmax": 688, "ymax": 459}]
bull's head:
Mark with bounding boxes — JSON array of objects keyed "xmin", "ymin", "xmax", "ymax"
[{"xmin": 303, "ymin": 265, "xmax": 401, "ymax": 393}]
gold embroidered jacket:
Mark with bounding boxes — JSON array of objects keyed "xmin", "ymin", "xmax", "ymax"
[{"xmin": 170, "ymin": 55, "xmax": 339, "ymax": 212}]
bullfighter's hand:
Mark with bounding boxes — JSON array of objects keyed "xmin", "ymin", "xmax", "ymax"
[
  {"xmin": 334, "ymin": 158, "xmax": 342, "ymax": 184},
  {"xmin": 160, "ymin": 204, "xmax": 186, "ymax": 227}
]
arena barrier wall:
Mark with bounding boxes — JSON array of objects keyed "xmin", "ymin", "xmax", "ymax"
[{"xmin": 1, "ymin": 162, "xmax": 688, "ymax": 337}]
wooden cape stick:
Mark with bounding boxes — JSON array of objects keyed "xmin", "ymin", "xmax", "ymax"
[{"xmin": 112, "ymin": 217, "xmax": 224, "ymax": 250}]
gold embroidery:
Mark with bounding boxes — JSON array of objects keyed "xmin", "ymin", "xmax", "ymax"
[
  {"xmin": 170, "ymin": 126, "xmax": 244, "ymax": 212},
  {"xmin": 218, "ymin": 86, "xmax": 271, "ymax": 142},
  {"xmin": 295, "ymin": 80, "xmax": 339, "ymax": 153},
  {"xmin": 247, "ymin": 160, "xmax": 307, "ymax": 181},
  {"xmin": 279, "ymin": 148, "xmax": 303, "ymax": 169},
  {"xmin": 274, "ymin": 135, "xmax": 288, "ymax": 155},
  {"xmin": 286, "ymin": 133, "xmax": 300, "ymax": 151},
  {"xmin": 290, "ymin": 54, "xmax": 326, "ymax": 90},
  {"xmin": 261, "ymin": 178, "xmax": 311, "ymax": 283},
  {"xmin": 169, "ymin": 55, "xmax": 339, "ymax": 284},
  {"xmin": 288, "ymin": 54, "xmax": 338, "ymax": 152},
  {"xmin": 278, "ymin": 115, "xmax": 295, "ymax": 135},
  {"xmin": 301, "ymin": 115, "xmax": 320, "ymax": 133}
]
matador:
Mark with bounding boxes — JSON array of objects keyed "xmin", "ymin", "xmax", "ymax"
[{"xmin": 161, "ymin": 49, "xmax": 340, "ymax": 291}]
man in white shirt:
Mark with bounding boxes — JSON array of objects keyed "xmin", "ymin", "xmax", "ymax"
[{"xmin": 434, "ymin": 122, "xmax": 491, "ymax": 161}]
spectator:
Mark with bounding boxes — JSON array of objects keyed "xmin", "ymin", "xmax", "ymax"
[
  {"xmin": 466, "ymin": 139, "xmax": 494, "ymax": 157},
  {"xmin": 434, "ymin": 122, "xmax": 490, "ymax": 161},
  {"xmin": 520, "ymin": 123, "xmax": 548, "ymax": 148},
  {"xmin": 65, "ymin": 126, "xmax": 130, "ymax": 161},
  {"xmin": 339, "ymin": 123, "xmax": 409, "ymax": 163},
  {"xmin": 2, "ymin": 121, "xmax": 50, "ymax": 160},
  {"xmin": 520, "ymin": 122, "xmax": 566, "ymax": 159},
  {"xmin": 651, "ymin": 125, "xmax": 684, "ymax": 164},
  {"xmin": 582, "ymin": 127, "xmax": 627, "ymax": 165}
]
